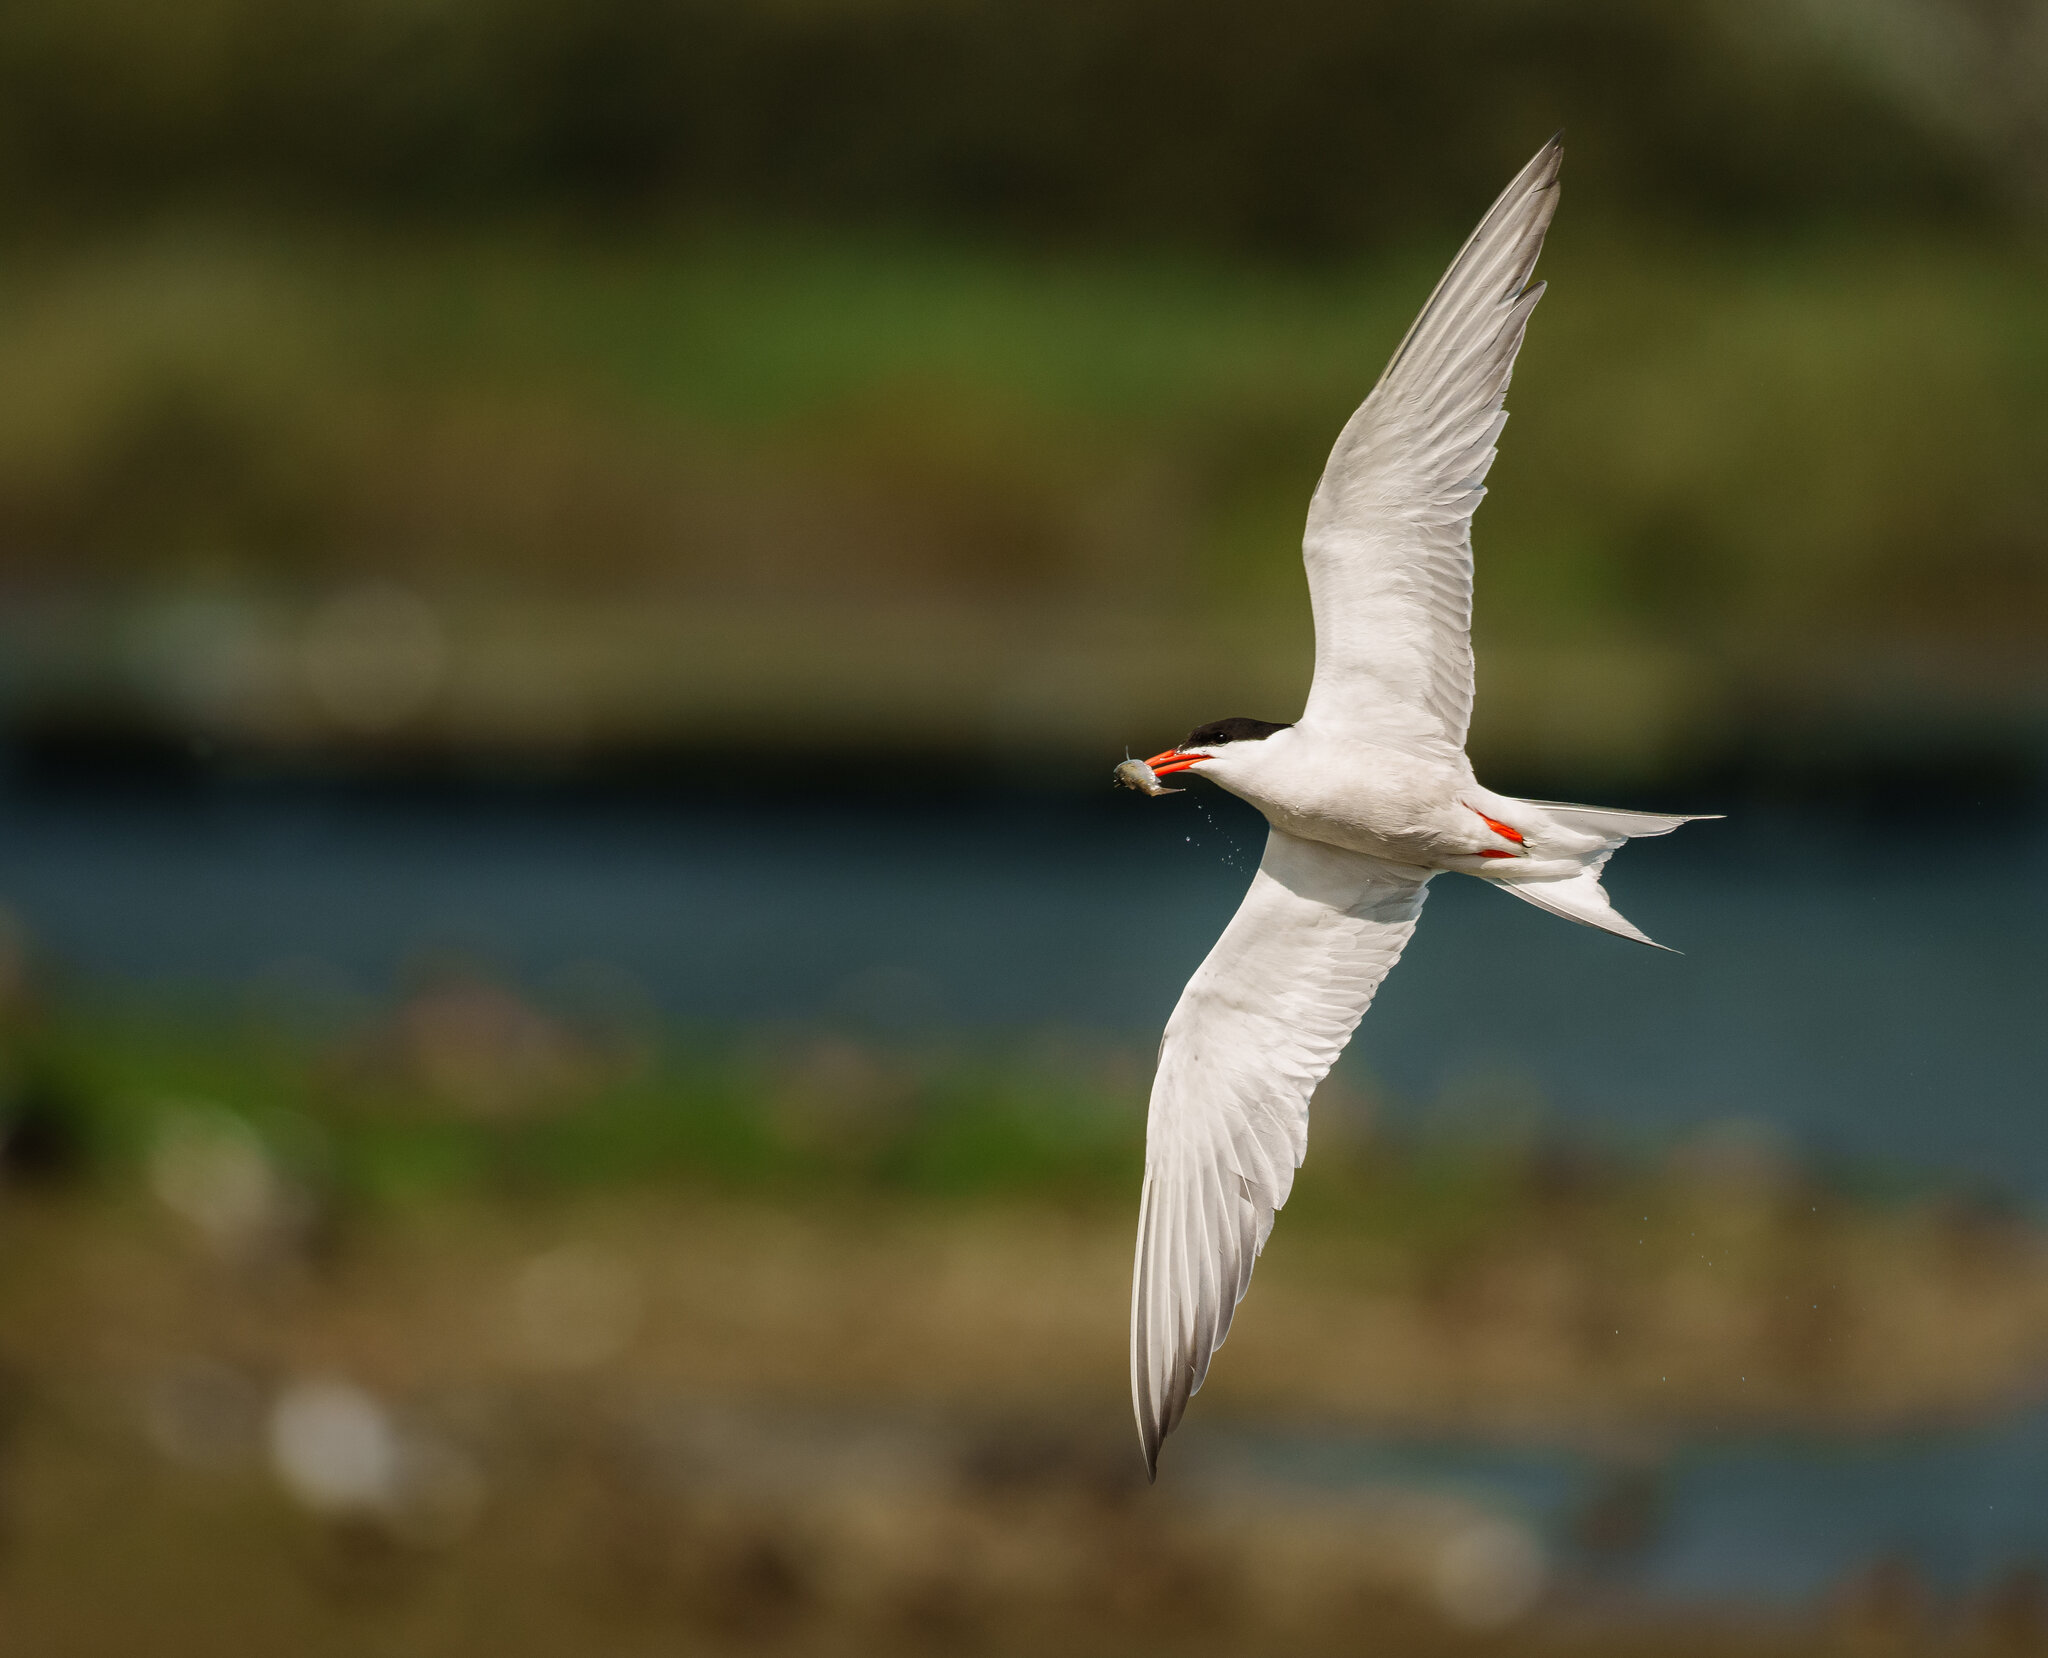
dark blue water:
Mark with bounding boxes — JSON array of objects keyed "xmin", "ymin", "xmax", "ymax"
[{"xmin": 0, "ymin": 782, "xmax": 2040, "ymax": 1192}]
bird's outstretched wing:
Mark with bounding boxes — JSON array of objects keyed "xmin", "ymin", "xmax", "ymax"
[
  {"xmin": 1300, "ymin": 136, "xmax": 1562, "ymax": 760},
  {"xmin": 1131, "ymin": 830, "xmax": 1429, "ymax": 1475}
]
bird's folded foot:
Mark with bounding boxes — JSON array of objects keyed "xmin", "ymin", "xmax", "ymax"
[{"xmin": 1469, "ymin": 806, "xmax": 1526, "ymax": 856}]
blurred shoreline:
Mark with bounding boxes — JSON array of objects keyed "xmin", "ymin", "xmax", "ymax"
[
  {"xmin": 5, "ymin": 1093, "xmax": 2048, "ymax": 1650},
  {"xmin": 5, "ymin": 683, "xmax": 2042, "ymax": 810},
  {"xmin": 5, "ymin": 992, "xmax": 2047, "ymax": 1445}
]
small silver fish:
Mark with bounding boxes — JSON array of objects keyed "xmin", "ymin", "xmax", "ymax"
[{"xmin": 1113, "ymin": 757, "xmax": 1182, "ymax": 797}]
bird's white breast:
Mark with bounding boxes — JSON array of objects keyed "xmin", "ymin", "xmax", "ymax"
[{"xmin": 1195, "ymin": 727, "xmax": 1484, "ymax": 868}]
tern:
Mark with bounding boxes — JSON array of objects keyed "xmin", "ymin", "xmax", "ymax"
[{"xmin": 1124, "ymin": 136, "xmax": 1712, "ymax": 1477}]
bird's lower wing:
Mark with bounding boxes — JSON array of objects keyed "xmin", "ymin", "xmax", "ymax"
[{"xmin": 1131, "ymin": 829, "xmax": 1429, "ymax": 1476}]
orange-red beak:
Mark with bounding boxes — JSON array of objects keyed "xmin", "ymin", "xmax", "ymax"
[{"xmin": 1145, "ymin": 747, "xmax": 1207, "ymax": 778}]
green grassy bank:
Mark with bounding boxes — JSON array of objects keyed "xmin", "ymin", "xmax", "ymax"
[{"xmin": 0, "ymin": 222, "xmax": 2042, "ymax": 779}]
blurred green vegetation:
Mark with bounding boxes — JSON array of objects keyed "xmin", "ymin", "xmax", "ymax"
[
  {"xmin": 0, "ymin": 987, "xmax": 1943, "ymax": 1242},
  {"xmin": 2, "ymin": 993, "xmax": 1149, "ymax": 1204},
  {"xmin": 0, "ymin": 220, "xmax": 2042, "ymax": 773},
  {"xmin": 6, "ymin": 220, "xmax": 2044, "ymax": 631},
  {"xmin": 0, "ymin": 0, "xmax": 2039, "ymax": 776}
]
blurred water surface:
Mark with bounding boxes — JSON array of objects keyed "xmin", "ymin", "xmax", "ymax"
[
  {"xmin": 1203, "ymin": 1404, "xmax": 2048, "ymax": 1607},
  {"xmin": 0, "ymin": 780, "xmax": 2041, "ymax": 1193}
]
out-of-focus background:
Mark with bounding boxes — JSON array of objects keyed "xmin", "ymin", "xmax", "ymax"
[{"xmin": 0, "ymin": 1, "xmax": 2046, "ymax": 1652}]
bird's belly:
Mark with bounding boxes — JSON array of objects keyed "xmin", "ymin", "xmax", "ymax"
[
  {"xmin": 1264, "ymin": 802, "xmax": 1451, "ymax": 866},
  {"xmin": 1219, "ymin": 739, "xmax": 1528, "ymax": 869},
  {"xmin": 1256, "ymin": 778, "xmax": 1469, "ymax": 869}
]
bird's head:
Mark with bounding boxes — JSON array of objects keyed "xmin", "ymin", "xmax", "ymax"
[{"xmin": 1143, "ymin": 717, "xmax": 1294, "ymax": 784}]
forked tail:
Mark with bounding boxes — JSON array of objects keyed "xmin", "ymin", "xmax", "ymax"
[{"xmin": 1496, "ymin": 801, "xmax": 1717, "ymax": 950}]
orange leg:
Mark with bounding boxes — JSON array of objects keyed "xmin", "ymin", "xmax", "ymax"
[{"xmin": 1469, "ymin": 807, "xmax": 1525, "ymax": 846}]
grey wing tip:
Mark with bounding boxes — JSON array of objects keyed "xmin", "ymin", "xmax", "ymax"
[
  {"xmin": 1134, "ymin": 1363, "xmax": 1192, "ymax": 1482},
  {"xmin": 1503, "ymin": 138, "xmax": 1563, "ymax": 242},
  {"xmin": 1135, "ymin": 1391, "xmax": 1166, "ymax": 1480},
  {"xmin": 1518, "ymin": 136, "xmax": 1564, "ymax": 209}
]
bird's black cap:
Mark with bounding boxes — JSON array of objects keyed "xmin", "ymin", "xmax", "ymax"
[{"xmin": 1180, "ymin": 717, "xmax": 1293, "ymax": 748}]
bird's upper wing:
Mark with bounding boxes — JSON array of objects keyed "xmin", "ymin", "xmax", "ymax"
[
  {"xmin": 1299, "ymin": 136, "xmax": 1561, "ymax": 760},
  {"xmin": 1131, "ymin": 829, "xmax": 1429, "ymax": 1475}
]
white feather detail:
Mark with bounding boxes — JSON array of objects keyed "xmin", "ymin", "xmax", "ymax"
[
  {"xmin": 1300, "ymin": 136, "xmax": 1562, "ymax": 761},
  {"xmin": 1130, "ymin": 829, "xmax": 1428, "ymax": 1476}
]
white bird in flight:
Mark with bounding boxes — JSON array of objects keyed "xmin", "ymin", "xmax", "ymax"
[{"xmin": 1121, "ymin": 136, "xmax": 1713, "ymax": 1477}]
